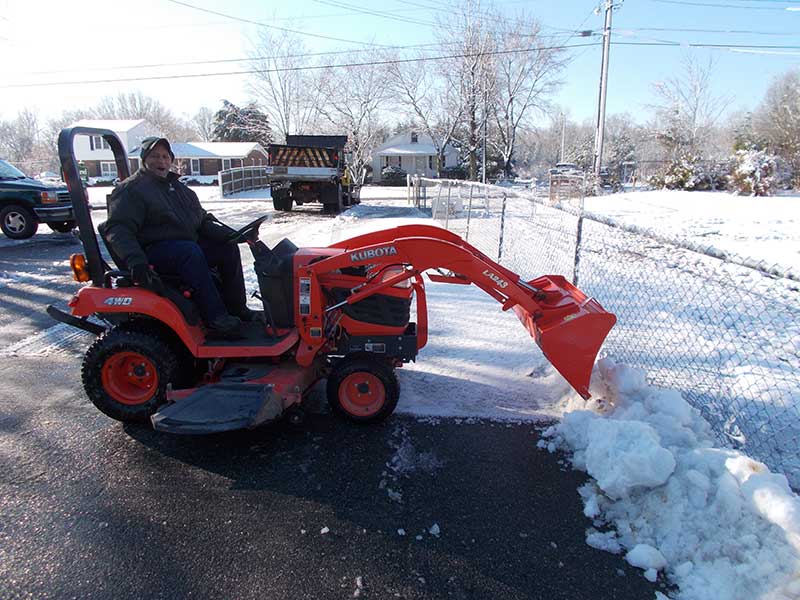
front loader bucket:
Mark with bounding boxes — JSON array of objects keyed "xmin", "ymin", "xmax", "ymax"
[{"xmin": 513, "ymin": 276, "xmax": 616, "ymax": 399}]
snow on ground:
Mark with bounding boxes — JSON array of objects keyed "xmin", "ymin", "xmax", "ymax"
[
  {"xmin": 584, "ymin": 190, "xmax": 800, "ymax": 273},
  {"xmin": 2, "ymin": 184, "xmax": 798, "ymax": 599}
]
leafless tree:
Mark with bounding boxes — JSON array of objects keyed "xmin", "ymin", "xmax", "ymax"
[
  {"xmin": 650, "ymin": 54, "xmax": 732, "ymax": 160},
  {"xmin": 438, "ymin": 0, "xmax": 495, "ymax": 180},
  {"xmin": 93, "ymin": 91, "xmax": 191, "ymax": 140},
  {"xmin": 752, "ymin": 68, "xmax": 800, "ymax": 172},
  {"xmin": 248, "ymin": 30, "xmax": 323, "ymax": 143},
  {"xmin": 314, "ymin": 53, "xmax": 393, "ymax": 186},
  {"xmin": 388, "ymin": 55, "xmax": 464, "ymax": 178},
  {"xmin": 488, "ymin": 14, "xmax": 566, "ymax": 178},
  {"xmin": 190, "ymin": 107, "xmax": 216, "ymax": 141}
]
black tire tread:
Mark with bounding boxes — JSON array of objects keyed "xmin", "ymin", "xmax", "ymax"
[
  {"xmin": 82, "ymin": 328, "xmax": 179, "ymax": 423},
  {"xmin": 326, "ymin": 355, "xmax": 399, "ymax": 424}
]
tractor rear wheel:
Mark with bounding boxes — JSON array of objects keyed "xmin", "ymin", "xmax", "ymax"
[
  {"xmin": 327, "ymin": 355, "xmax": 399, "ymax": 423},
  {"xmin": 82, "ymin": 328, "xmax": 179, "ymax": 423}
]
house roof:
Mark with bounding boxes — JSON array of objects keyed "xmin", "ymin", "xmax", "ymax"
[
  {"xmin": 377, "ymin": 143, "xmax": 439, "ymax": 156},
  {"xmin": 70, "ymin": 119, "xmax": 145, "ymax": 132},
  {"xmin": 128, "ymin": 142, "xmax": 266, "ymax": 159}
]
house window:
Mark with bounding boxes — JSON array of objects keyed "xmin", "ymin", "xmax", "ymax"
[
  {"xmin": 100, "ymin": 162, "xmax": 117, "ymax": 178},
  {"xmin": 222, "ymin": 158, "xmax": 232, "ymax": 170},
  {"xmin": 91, "ymin": 135, "xmax": 110, "ymax": 151},
  {"xmin": 411, "ymin": 132, "xmax": 418, "ymax": 143},
  {"xmin": 190, "ymin": 159, "xmax": 200, "ymax": 175},
  {"xmin": 398, "ymin": 156, "xmax": 402, "ymax": 168},
  {"xmin": 428, "ymin": 156, "xmax": 433, "ymax": 169},
  {"xmin": 384, "ymin": 156, "xmax": 389, "ymax": 167}
]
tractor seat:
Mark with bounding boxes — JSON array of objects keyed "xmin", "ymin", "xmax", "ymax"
[{"xmin": 97, "ymin": 223, "xmax": 201, "ymax": 325}]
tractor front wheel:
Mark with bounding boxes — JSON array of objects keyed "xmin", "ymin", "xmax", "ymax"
[
  {"xmin": 82, "ymin": 328, "xmax": 179, "ymax": 423},
  {"xmin": 326, "ymin": 355, "xmax": 399, "ymax": 423}
]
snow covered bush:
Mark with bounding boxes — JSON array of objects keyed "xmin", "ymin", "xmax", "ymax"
[
  {"xmin": 651, "ymin": 155, "xmax": 713, "ymax": 191},
  {"xmin": 729, "ymin": 149, "xmax": 778, "ymax": 196}
]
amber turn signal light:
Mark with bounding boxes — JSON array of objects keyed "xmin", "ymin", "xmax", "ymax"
[{"xmin": 70, "ymin": 254, "xmax": 90, "ymax": 282}]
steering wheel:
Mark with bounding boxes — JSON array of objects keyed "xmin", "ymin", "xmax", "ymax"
[{"xmin": 231, "ymin": 215, "xmax": 270, "ymax": 243}]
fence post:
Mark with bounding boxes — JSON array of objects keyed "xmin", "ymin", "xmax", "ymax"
[
  {"xmin": 434, "ymin": 181, "xmax": 444, "ymax": 219},
  {"xmin": 572, "ymin": 213, "xmax": 584, "ymax": 287},
  {"xmin": 444, "ymin": 182, "xmax": 452, "ymax": 230},
  {"xmin": 465, "ymin": 185, "xmax": 474, "ymax": 242},
  {"xmin": 498, "ymin": 192, "xmax": 507, "ymax": 262}
]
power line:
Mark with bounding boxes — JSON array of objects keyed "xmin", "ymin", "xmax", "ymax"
[
  {"xmin": 164, "ymin": 0, "xmax": 392, "ymax": 47},
  {"xmin": 652, "ymin": 0, "xmax": 798, "ymax": 9},
  {"xmin": 19, "ymin": 41, "xmax": 457, "ymax": 76},
  {"xmin": 619, "ymin": 27, "xmax": 799, "ymax": 36},
  {"xmin": 0, "ymin": 41, "xmax": 601, "ymax": 90}
]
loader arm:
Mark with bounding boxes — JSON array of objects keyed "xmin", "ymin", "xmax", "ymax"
[{"xmin": 299, "ymin": 228, "xmax": 616, "ymax": 399}]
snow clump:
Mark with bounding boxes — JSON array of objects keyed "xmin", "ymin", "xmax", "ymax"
[{"xmin": 542, "ymin": 357, "xmax": 800, "ymax": 600}]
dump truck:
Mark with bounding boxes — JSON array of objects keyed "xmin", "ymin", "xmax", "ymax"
[{"xmin": 267, "ymin": 135, "xmax": 360, "ymax": 214}]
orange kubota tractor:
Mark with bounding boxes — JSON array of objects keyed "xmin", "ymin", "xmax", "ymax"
[{"xmin": 49, "ymin": 127, "xmax": 616, "ymax": 434}]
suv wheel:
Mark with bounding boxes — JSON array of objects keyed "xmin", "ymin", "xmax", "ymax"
[{"xmin": 0, "ymin": 204, "xmax": 38, "ymax": 239}]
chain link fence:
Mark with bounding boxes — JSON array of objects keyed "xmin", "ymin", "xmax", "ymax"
[{"xmin": 409, "ymin": 176, "xmax": 800, "ymax": 489}]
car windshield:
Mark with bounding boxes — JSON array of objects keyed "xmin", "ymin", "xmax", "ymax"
[{"xmin": 0, "ymin": 159, "xmax": 27, "ymax": 179}]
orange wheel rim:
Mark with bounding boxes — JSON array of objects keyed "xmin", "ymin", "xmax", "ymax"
[
  {"xmin": 101, "ymin": 352, "xmax": 158, "ymax": 405},
  {"xmin": 339, "ymin": 372, "xmax": 385, "ymax": 417}
]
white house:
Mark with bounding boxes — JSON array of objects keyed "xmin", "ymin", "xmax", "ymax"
[
  {"xmin": 372, "ymin": 131, "xmax": 459, "ymax": 182},
  {"xmin": 70, "ymin": 119, "xmax": 155, "ymax": 179}
]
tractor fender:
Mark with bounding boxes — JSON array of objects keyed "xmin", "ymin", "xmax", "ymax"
[{"xmin": 68, "ymin": 287, "xmax": 205, "ymax": 355}]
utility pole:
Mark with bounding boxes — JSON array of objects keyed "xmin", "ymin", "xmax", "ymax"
[
  {"xmin": 593, "ymin": 0, "xmax": 616, "ymax": 180},
  {"xmin": 482, "ymin": 86, "xmax": 488, "ymax": 184}
]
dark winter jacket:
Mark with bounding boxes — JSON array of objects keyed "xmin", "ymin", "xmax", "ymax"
[{"xmin": 99, "ymin": 168, "xmax": 230, "ymax": 269}]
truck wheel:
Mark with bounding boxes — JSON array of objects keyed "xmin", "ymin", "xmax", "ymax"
[
  {"xmin": 47, "ymin": 220, "xmax": 76, "ymax": 233},
  {"xmin": 335, "ymin": 183, "xmax": 343, "ymax": 213},
  {"xmin": 272, "ymin": 190, "xmax": 293, "ymax": 212},
  {"xmin": 82, "ymin": 328, "xmax": 179, "ymax": 423},
  {"xmin": 0, "ymin": 204, "xmax": 38, "ymax": 239},
  {"xmin": 327, "ymin": 355, "xmax": 399, "ymax": 423}
]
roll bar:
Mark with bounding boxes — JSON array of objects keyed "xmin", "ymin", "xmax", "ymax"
[{"xmin": 57, "ymin": 127, "xmax": 131, "ymax": 287}]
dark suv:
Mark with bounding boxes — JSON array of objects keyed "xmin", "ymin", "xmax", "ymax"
[{"xmin": 0, "ymin": 159, "xmax": 75, "ymax": 239}]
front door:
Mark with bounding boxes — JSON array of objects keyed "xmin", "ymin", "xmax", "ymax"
[{"xmin": 414, "ymin": 156, "xmax": 425, "ymax": 174}]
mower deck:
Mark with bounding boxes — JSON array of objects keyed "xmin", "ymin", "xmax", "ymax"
[{"xmin": 151, "ymin": 382, "xmax": 281, "ymax": 434}]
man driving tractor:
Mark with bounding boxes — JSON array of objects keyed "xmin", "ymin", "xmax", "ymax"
[{"xmin": 99, "ymin": 136, "xmax": 258, "ymax": 338}]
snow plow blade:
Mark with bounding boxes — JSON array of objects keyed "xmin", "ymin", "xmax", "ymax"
[{"xmin": 512, "ymin": 276, "xmax": 616, "ymax": 399}]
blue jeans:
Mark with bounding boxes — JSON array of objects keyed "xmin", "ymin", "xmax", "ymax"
[{"xmin": 145, "ymin": 238, "xmax": 247, "ymax": 323}]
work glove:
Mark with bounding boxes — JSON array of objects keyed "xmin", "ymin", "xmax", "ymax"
[{"xmin": 130, "ymin": 263, "xmax": 166, "ymax": 296}]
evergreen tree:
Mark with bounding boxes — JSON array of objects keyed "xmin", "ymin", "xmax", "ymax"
[{"xmin": 212, "ymin": 100, "xmax": 273, "ymax": 146}]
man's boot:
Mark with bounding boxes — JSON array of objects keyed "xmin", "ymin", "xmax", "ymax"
[{"xmin": 207, "ymin": 314, "xmax": 243, "ymax": 339}]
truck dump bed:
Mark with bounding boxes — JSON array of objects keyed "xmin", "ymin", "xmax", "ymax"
[{"xmin": 268, "ymin": 144, "xmax": 339, "ymax": 169}]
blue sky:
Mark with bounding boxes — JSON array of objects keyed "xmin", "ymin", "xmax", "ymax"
[{"xmin": 1, "ymin": 0, "xmax": 799, "ymax": 125}]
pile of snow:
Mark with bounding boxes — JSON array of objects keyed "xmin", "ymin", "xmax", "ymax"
[{"xmin": 541, "ymin": 358, "xmax": 800, "ymax": 600}]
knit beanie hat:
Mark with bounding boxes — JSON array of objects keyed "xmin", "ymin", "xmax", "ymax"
[{"xmin": 140, "ymin": 137, "xmax": 174, "ymax": 162}]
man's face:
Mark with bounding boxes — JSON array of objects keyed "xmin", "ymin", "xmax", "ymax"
[{"xmin": 144, "ymin": 144, "xmax": 173, "ymax": 178}]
